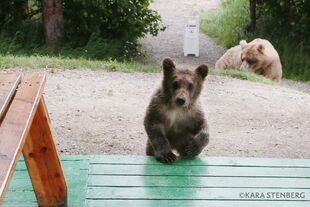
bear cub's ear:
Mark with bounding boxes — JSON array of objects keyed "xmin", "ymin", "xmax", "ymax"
[
  {"xmin": 196, "ymin": 64, "xmax": 209, "ymax": 79},
  {"xmin": 162, "ymin": 58, "xmax": 176, "ymax": 72},
  {"xmin": 240, "ymin": 40, "xmax": 247, "ymax": 49}
]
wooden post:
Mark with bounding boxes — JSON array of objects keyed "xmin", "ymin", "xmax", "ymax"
[
  {"xmin": 42, "ymin": 0, "xmax": 64, "ymax": 53},
  {"xmin": 23, "ymin": 98, "xmax": 67, "ymax": 207}
]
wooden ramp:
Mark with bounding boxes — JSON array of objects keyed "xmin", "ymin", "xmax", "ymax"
[{"xmin": 4, "ymin": 155, "xmax": 310, "ymax": 207}]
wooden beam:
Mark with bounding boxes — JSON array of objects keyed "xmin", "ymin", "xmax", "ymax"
[
  {"xmin": 0, "ymin": 73, "xmax": 21, "ymax": 122},
  {"xmin": 0, "ymin": 73, "xmax": 46, "ymax": 204},
  {"xmin": 23, "ymin": 98, "xmax": 67, "ymax": 207}
]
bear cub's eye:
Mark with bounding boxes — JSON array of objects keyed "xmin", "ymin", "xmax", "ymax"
[
  {"xmin": 172, "ymin": 81, "xmax": 180, "ymax": 90},
  {"xmin": 188, "ymin": 83, "xmax": 194, "ymax": 91}
]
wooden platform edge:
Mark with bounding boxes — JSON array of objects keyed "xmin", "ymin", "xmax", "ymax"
[{"xmin": 0, "ymin": 73, "xmax": 46, "ymax": 204}]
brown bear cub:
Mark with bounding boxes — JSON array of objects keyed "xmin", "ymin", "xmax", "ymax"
[{"xmin": 144, "ymin": 58, "xmax": 210, "ymax": 163}]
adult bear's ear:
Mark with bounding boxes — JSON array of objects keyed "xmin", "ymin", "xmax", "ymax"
[
  {"xmin": 162, "ymin": 57, "xmax": 176, "ymax": 77},
  {"xmin": 196, "ymin": 64, "xmax": 209, "ymax": 79},
  {"xmin": 257, "ymin": 44, "xmax": 265, "ymax": 54},
  {"xmin": 240, "ymin": 40, "xmax": 247, "ymax": 49}
]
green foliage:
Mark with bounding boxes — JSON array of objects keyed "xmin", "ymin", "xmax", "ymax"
[
  {"xmin": 257, "ymin": 0, "xmax": 310, "ymax": 46},
  {"xmin": 200, "ymin": 0, "xmax": 249, "ymax": 48},
  {"xmin": 0, "ymin": 0, "xmax": 28, "ymax": 28},
  {"xmin": 63, "ymin": 0, "xmax": 164, "ymax": 45},
  {"xmin": 0, "ymin": 0, "xmax": 164, "ymax": 60},
  {"xmin": 61, "ymin": 0, "xmax": 165, "ymax": 59}
]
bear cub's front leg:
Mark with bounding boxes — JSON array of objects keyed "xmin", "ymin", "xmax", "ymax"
[{"xmin": 145, "ymin": 125, "xmax": 177, "ymax": 163}]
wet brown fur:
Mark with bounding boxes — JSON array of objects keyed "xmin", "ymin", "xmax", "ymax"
[{"xmin": 144, "ymin": 58, "xmax": 210, "ymax": 163}]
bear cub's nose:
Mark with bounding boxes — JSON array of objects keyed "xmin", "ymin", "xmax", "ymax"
[{"xmin": 176, "ymin": 96, "xmax": 186, "ymax": 106}]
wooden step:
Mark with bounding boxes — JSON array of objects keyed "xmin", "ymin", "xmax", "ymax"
[{"xmin": 4, "ymin": 155, "xmax": 310, "ymax": 207}]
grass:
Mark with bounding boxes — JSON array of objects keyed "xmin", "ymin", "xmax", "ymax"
[
  {"xmin": 0, "ymin": 54, "xmax": 159, "ymax": 73},
  {"xmin": 209, "ymin": 68, "xmax": 275, "ymax": 84},
  {"xmin": 200, "ymin": 0, "xmax": 249, "ymax": 48},
  {"xmin": 0, "ymin": 54, "xmax": 275, "ymax": 84}
]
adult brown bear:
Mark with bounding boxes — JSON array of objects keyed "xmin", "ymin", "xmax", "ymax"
[{"xmin": 215, "ymin": 38, "xmax": 282, "ymax": 82}]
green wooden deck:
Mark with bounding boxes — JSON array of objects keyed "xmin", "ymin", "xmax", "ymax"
[{"xmin": 3, "ymin": 155, "xmax": 310, "ymax": 207}]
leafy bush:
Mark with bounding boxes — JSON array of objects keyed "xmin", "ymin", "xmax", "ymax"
[
  {"xmin": 63, "ymin": 0, "xmax": 163, "ymax": 44},
  {"xmin": 0, "ymin": 0, "xmax": 164, "ymax": 60}
]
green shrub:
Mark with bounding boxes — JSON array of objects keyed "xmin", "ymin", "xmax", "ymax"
[
  {"xmin": 63, "ymin": 0, "xmax": 164, "ymax": 50},
  {"xmin": 0, "ymin": 0, "xmax": 164, "ymax": 60}
]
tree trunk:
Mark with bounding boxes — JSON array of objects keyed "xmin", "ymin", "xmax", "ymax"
[
  {"xmin": 42, "ymin": 0, "xmax": 64, "ymax": 53},
  {"xmin": 23, "ymin": 0, "xmax": 29, "ymax": 17},
  {"xmin": 246, "ymin": 0, "xmax": 256, "ymax": 32}
]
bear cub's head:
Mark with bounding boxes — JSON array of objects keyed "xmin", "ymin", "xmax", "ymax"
[{"xmin": 162, "ymin": 58, "xmax": 208, "ymax": 109}]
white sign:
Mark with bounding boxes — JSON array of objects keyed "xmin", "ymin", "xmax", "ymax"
[
  {"xmin": 185, "ymin": 24, "xmax": 198, "ymax": 39},
  {"xmin": 184, "ymin": 19, "xmax": 199, "ymax": 56}
]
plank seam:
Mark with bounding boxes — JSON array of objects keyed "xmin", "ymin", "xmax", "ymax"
[
  {"xmin": 86, "ymin": 185, "xmax": 310, "ymax": 189},
  {"xmin": 87, "ymin": 174, "xmax": 310, "ymax": 178},
  {"xmin": 84, "ymin": 198, "xmax": 310, "ymax": 201},
  {"xmin": 89, "ymin": 163, "xmax": 310, "ymax": 168}
]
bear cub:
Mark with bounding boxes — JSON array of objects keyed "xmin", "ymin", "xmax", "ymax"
[{"xmin": 144, "ymin": 58, "xmax": 210, "ymax": 163}]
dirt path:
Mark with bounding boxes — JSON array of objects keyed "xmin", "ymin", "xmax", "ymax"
[
  {"xmin": 43, "ymin": 70, "xmax": 310, "ymax": 158},
  {"xmin": 139, "ymin": 0, "xmax": 225, "ymax": 67}
]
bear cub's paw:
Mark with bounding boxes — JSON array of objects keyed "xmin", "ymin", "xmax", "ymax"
[
  {"xmin": 179, "ymin": 139, "xmax": 202, "ymax": 157},
  {"xmin": 155, "ymin": 151, "xmax": 177, "ymax": 164}
]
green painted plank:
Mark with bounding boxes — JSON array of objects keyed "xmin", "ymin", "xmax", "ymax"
[
  {"xmin": 4, "ymin": 191, "xmax": 36, "ymax": 202},
  {"xmin": 1, "ymin": 203, "xmax": 38, "ymax": 207},
  {"xmin": 85, "ymin": 200, "xmax": 310, "ymax": 207},
  {"xmin": 90, "ymin": 155, "xmax": 310, "ymax": 168},
  {"xmin": 15, "ymin": 158, "xmax": 89, "ymax": 171},
  {"xmin": 17, "ymin": 155, "xmax": 92, "ymax": 161},
  {"xmin": 64, "ymin": 159, "xmax": 89, "ymax": 207},
  {"xmin": 6, "ymin": 160, "xmax": 88, "ymax": 183},
  {"xmin": 86, "ymin": 187, "xmax": 310, "ymax": 201},
  {"xmin": 1, "ymin": 204, "xmax": 38, "ymax": 207},
  {"xmin": 89, "ymin": 164, "xmax": 310, "ymax": 178},
  {"xmin": 3, "ymin": 156, "xmax": 89, "ymax": 207},
  {"xmin": 88, "ymin": 175, "xmax": 310, "ymax": 189}
]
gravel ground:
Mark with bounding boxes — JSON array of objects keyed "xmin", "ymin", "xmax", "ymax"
[
  {"xmin": 139, "ymin": 0, "xmax": 226, "ymax": 67},
  {"xmin": 282, "ymin": 79, "xmax": 310, "ymax": 95},
  {"xmin": 41, "ymin": 69, "xmax": 310, "ymax": 158}
]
